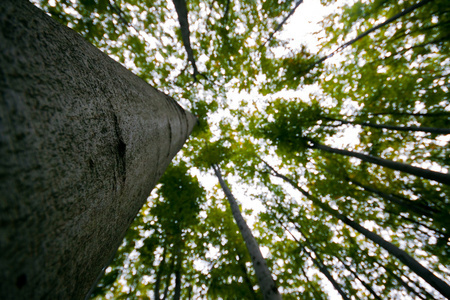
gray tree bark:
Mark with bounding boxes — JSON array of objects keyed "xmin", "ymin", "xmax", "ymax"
[{"xmin": 0, "ymin": 1, "xmax": 196, "ymax": 299}]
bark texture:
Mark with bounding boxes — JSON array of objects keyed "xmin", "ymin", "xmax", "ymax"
[{"xmin": 0, "ymin": 1, "xmax": 196, "ymax": 299}]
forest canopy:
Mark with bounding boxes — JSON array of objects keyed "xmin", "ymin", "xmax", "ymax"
[{"xmin": 33, "ymin": 0, "xmax": 450, "ymax": 299}]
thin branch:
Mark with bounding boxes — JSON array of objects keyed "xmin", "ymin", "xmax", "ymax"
[
  {"xmin": 312, "ymin": 0, "xmax": 435, "ymax": 66},
  {"xmin": 261, "ymin": 0, "xmax": 304, "ymax": 48}
]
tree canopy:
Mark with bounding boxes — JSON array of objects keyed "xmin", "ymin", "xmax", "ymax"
[{"xmin": 33, "ymin": 0, "xmax": 450, "ymax": 298}]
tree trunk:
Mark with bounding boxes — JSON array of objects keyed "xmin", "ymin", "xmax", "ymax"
[
  {"xmin": 163, "ymin": 258, "xmax": 175, "ymax": 300},
  {"xmin": 154, "ymin": 244, "xmax": 168, "ymax": 300},
  {"xmin": 334, "ymin": 255, "xmax": 382, "ymax": 300},
  {"xmin": 389, "ymin": 211, "xmax": 449, "ymax": 239},
  {"xmin": 172, "ymin": 0, "xmax": 201, "ymax": 81},
  {"xmin": 382, "ymin": 264, "xmax": 428, "ymax": 300},
  {"xmin": 173, "ymin": 242, "xmax": 183, "ymax": 300},
  {"xmin": 263, "ymin": 162, "xmax": 450, "ymax": 299},
  {"xmin": 369, "ymin": 112, "xmax": 450, "ymax": 118},
  {"xmin": 323, "ymin": 117, "xmax": 450, "ymax": 135},
  {"xmin": 308, "ymin": 193, "xmax": 450, "ymax": 298},
  {"xmin": 298, "ymin": 260, "xmax": 323, "ymax": 299},
  {"xmin": 315, "ymin": 0, "xmax": 434, "ymax": 64},
  {"xmin": 212, "ymin": 164, "xmax": 282, "ymax": 300},
  {"xmin": 308, "ymin": 140, "xmax": 450, "ymax": 185},
  {"xmin": 0, "ymin": 1, "xmax": 196, "ymax": 300},
  {"xmin": 345, "ymin": 176, "xmax": 439, "ymax": 219},
  {"xmin": 237, "ymin": 253, "xmax": 259, "ymax": 300},
  {"xmin": 296, "ymin": 222, "xmax": 378, "ymax": 299},
  {"xmin": 278, "ymin": 220, "xmax": 350, "ymax": 300},
  {"xmin": 302, "ymin": 244, "xmax": 350, "ymax": 300}
]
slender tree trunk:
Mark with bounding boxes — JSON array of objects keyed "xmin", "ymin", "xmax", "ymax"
[
  {"xmin": 369, "ymin": 112, "xmax": 450, "ymax": 118},
  {"xmin": 325, "ymin": 167, "xmax": 444, "ymax": 216},
  {"xmin": 315, "ymin": 0, "xmax": 435, "ymax": 64},
  {"xmin": 222, "ymin": 0, "xmax": 231, "ymax": 22},
  {"xmin": 0, "ymin": 2, "xmax": 197, "ymax": 300},
  {"xmin": 154, "ymin": 244, "xmax": 168, "ymax": 300},
  {"xmin": 172, "ymin": 0, "xmax": 201, "ymax": 81},
  {"xmin": 237, "ymin": 253, "xmax": 259, "ymax": 300},
  {"xmin": 308, "ymin": 140, "xmax": 450, "ymax": 185},
  {"xmin": 162, "ymin": 258, "xmax": 175, "ymax": 300},
  {"xmin": 302, "ymin": 244, "xmax": 350, "ymax": 300},
  {"xmin": 298, "ymin": 260, "xmax": 324, "ymax": 299},
  {"xmin": 382, "ymin": 264, "xmax": 429, "ymax": 300},
  {"xmin": 262, "ymin": 161, "xmax": 450, "ymax": 299},
  {"xmin": 291, "ymin": 218, "xmax": 382, "ymax": 300},
  {"xmin": 388, "ymin": 211, "xmax": 450, "ymax": 239},
  {"xmin": 334, "ymin": 255, "xmax": 382, "ymax": 300},
  {"xmin": 344, "ymin": 175, "xmax": 439, "ymax": 219},
  {"xmin": 187, "ymin": 285, "xmax": 192, "ymax": 300},
  {"xmin": 278, "ymin": 220, "xmax": 351, "ymax": 300},
  {"xmin": 323, "ymin": 117, "xmax": 450, "ymax": 135},
  {"xmin": 323, "ymin": 167, "xmax": 441, "ymax": 220},
  {"xmin": 173, "ymin": 241, "xmax": 183, "ymax": 300},
  {"xmin": 403, "ymin": 272, "xmax": 438, "ymax": 300},
  {"xmin": 347, "ymin": 233, "xmax": 430, "ymax": 300},
  {"xmin": 212, "ymin": 164, "xmax": 282, "ymax": 300},
  {"xmin": 312, "ymin": 195, "xmax": 450, "ymax": 299}
]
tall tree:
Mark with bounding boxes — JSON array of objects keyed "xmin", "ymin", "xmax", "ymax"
[
  {"xmin": 212, "ymin": 164, "xmax": 282, "ymax": 300},
  {"xmin": 320, "ymin": 116, "xmax": 450, "ymax": 135},
  {"xmin": 308, "ymin": 139, "xmax": 450, "ymax": 185},
  {"xmin": 172, "ymin": 0, "xmax": 202, "ymax": 81},
  {"xmin": 0, "ymin": 1, "xmax": 196, "ymax": 299},
  {"xmin": 254, "ymin": 99, "xmax": 450, "ymax": 185}
]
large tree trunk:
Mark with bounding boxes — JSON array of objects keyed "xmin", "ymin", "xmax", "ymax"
[
  {"xmin": 212, "ymin": 164, "xmax": 282, "ymax": 300},
  {"xmin": 308, "ymin": 140, "xmax": 450, "ymax": 185},
  {"xmin": 0, "ymin": 1, "xmax": 196, "ymax": 299}
]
